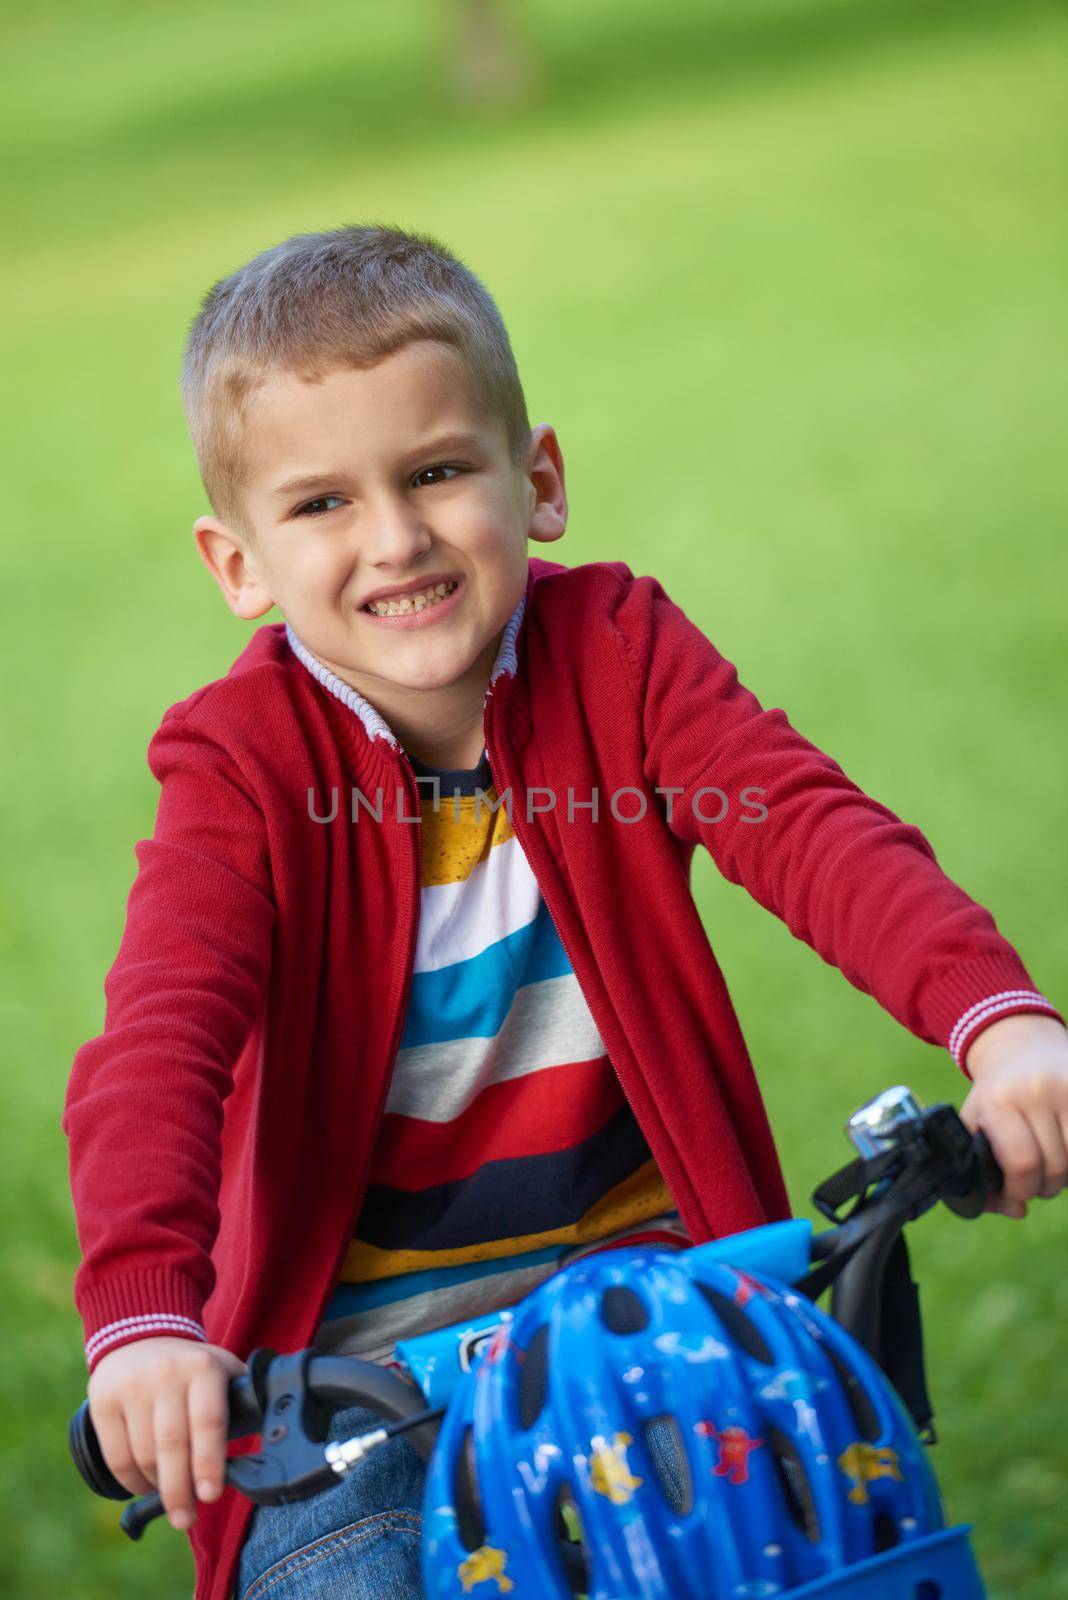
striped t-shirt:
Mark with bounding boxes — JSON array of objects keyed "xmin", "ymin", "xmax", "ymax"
[{"xmin": 314, "ymin": 747, "xmax": 688, "ymax": 1363}]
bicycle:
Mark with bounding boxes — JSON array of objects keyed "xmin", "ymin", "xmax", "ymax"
[{"xmin": 70, "ymin": 1084, "xmax": 1006, "ymax": 1596}]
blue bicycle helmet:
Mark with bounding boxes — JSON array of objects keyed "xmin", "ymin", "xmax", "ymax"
[{"xmin": 422, "ymin": 1246, "xmax": 985, "ymax": 1598}]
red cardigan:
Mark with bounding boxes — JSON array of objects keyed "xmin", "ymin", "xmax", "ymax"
[{"xmin": 63, "ymin": 556, "xmax": 1058, "ymax": 1599}]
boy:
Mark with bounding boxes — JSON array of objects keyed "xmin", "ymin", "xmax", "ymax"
[{"xmin": 64, "ymin": 224, "xmax": 1068, "ymax": 1600}]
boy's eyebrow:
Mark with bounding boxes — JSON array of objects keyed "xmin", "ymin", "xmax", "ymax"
[{"xmin": 271, "ymin": 433, "xmax": 486, "ymax": 500}]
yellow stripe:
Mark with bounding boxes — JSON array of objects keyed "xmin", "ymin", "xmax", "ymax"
[
  {"xmin": 420, "ymin": 787, "xmax": 515, "ymax": 887},
  {"xmin": 340, "ymin": 1159, "xmax": 674, "ymax": 1283}
]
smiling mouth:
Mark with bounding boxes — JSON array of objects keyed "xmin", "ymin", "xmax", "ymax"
[{"xmin": 362, "ymin": 578, "xmax": 461, "ymax": 617}]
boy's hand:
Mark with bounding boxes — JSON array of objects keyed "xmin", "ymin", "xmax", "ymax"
[
  {"xmin": 87, "ymin": 1337, "xmax": 247, "ymax": 1532},
  {"xmin": 961, "ymin": 1013, "xmax": 1068, "ymax": 1218}
]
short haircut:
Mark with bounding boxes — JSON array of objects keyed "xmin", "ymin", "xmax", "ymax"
[{"xmin": 180, "ymin": 223, "xmax": 532, "ymax": 530}]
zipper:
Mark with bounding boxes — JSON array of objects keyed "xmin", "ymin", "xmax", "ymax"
[{"xmin": 310, "ymin": 747, "xmax": 423, "ymax": 1335}]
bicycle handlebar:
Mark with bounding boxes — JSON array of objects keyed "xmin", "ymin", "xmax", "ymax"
[{"xmin": 68, "ymin": 1097, "xmax": 1006, "ymax": 1539}]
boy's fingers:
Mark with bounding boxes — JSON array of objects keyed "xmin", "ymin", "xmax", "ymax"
[
  {"xmin": 986, "ymin": 1105, "xmax": 1042, "ymax": 1209},
  {"xmin": 153, "ymin": 1390, "xmax": 196, "ymax": 1530},
  {"xmin": 188, "ymin": 1366, "xmax": 231, "ymax": 1503},
  {"xmin": 91, "ymin": 1403, "xmax": 155, "ymax": 1498},
  {"xmin": 125, "ymin": 1399, "xmax": 162, "ymax": 1491},
  {"xmin": 1032, "ymin": 1111, "xmax": 1068, "ymax": 1199}
]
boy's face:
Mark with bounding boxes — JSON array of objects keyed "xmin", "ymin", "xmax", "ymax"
[{"xmin": 194, "ymin": 340, "xmax": 565, "ymax": 722}]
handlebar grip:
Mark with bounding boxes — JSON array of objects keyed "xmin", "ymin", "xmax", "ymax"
[
  {"xmin": 68, "ymin": 1402, "xmax": 168, "ymax": 1535},
  {"xmin": 69, "ymin": 1400, "xmax": 130, "ymax": 1500},
  {"xmin": 69, "ymin": 1400, "xmax": 211, "ymax": 1538},
  {"xmin": 70, "ymin": 1367, "xmax": 264, "ymax": 1506},
  {"xmin": 944, "ymin": 1125, "xmax": 1006, "ymax": 1219}
]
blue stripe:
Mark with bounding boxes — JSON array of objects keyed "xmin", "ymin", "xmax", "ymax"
[
  {"xmin": 401, "ymin": 901, "xmax": 572, "ymax": 1047},
  {"xmin": 321, "ymin": 1242, "xmax": 568, "ymax": 1320}
]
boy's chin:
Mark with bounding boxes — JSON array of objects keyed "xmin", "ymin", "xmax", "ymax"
[
  {"xmin": 378, "ymin": 653, "xmax": 480, "ymax": 693},
  {"xmin": 400, "ymin": 633, "xmax": 510, "ymax": 693}
]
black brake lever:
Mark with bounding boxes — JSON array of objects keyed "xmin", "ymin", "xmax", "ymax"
[
  {"xmin": 945, "ymin": 1128, "xmax": 1003, "ymax": 1217},
  {"xmin": 227, "ymin": 1348, "xmax": 343, "ymax": 1506}
]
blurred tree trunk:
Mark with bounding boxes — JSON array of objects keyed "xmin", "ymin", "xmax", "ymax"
[{"xmin": 448, "ymin": 0, "xmax": 539, "ymax": 108}]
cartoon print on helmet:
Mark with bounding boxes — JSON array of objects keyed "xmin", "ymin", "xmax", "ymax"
[
  {"xmin": 837, "ymin": 1441, "xmax": 904, "ymax": 1505},
  {"xmin": 694, "ymin": 1420, "xmax": 765, "ymax": 1485},
  {"xmin": 731, "ymin": 1269, "xmax": 770, "ymax": 1308},
  {"xmin": 482, "ymin": 1325, "xmax": 512, "ymax": 1366},
  {"xmin": 457, "ymin": 1543, "xmax": 515, "ymax": 1593},
  {"xmin": 652, "ymin": 1329, "xmax": 728, "ymax": 1363},
  {"xmin": 754, "ymin": 1368, "xmax": 828, "ymax": 1404},
  {"xmin": 588, "ymin": 1431, "xmax": 644, "ymax": 1504}
]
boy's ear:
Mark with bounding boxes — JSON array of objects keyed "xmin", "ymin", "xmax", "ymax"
[
  {"xmin": 193, "ymin": 515, "xmax": 276, "ymax": 620},
  {"xmin": 524, "ymin": 424, "xmax": 568, "ymax": 544}
]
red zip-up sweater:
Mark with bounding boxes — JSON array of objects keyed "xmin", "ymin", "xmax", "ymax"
[{"xmin": 63, "ymin": 556, "xmax": 1059, "ymax": 1599}]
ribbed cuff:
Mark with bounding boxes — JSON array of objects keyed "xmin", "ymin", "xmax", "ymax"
[
  {"xmin": 79, "ymin": 1267, "xmax": 207, "ymax": 1373},
  {"xmin": 918, "ymin": 954, "xmax": 1057, "ymax": 1061},
  {"xmin": 949, "ymin": 993, "xmax": 1064, "ymax": 1075}
]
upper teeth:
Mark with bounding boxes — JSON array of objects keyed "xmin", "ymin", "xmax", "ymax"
[{"xmin": 365, "ymin": 580, "xmax": 458, "ymax": 616}]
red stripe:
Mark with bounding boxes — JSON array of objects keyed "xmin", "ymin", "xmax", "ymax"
[
  {"xmin": 571, "ymin": 1228, "xmax": 690, "ymax": 1260},
  {"xmin": 369, "ymin": 1056, "xmax": 624, "ymax": 1190}
]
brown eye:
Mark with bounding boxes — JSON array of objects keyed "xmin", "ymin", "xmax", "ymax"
[
  {"xmin": 412, "ymin": 463, "xmax": 464, "ymax": 489},
  {"xmin": 296, "ymin": 495, "xmax": 345, "ymax": 517}
]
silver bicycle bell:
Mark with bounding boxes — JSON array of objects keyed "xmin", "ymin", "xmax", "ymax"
[{"xmin": 846, "ymin": 1085, "xmax": 926, "ymax": 1159}]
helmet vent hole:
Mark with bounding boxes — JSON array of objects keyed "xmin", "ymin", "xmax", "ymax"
[
  {"xmin": 914, "ymin": 1585, "xmax": 943, "ymax": 1599},
  {"xmin": 874, "ymin": 1512, "xmax": 899, "ymax": 1552},
  {"xmin": 697, "ymin": 1283, "xmax": 773, "ymax": 1364},
  {"xmin": 454, "ymin": 1426, "xmax": 486, "ymax": 1553},
  {"xmin": 517, "ymin": 1324, "xmax": 550, "ymax": 1430},
  {"xmin": 642, "ymin": 1415, "xmax": 693, "ymax": 1516},
  {"xmin": 553, "ymin": 1484, "xmax": 591, "ymax": 1596},
  {"xmin": 601, "ymin": 1286, "xmax": 650, "ymax": 1335},
  {"xmin": 825, "ymin": 1345, "xmax": 881, "ymax": 1442},
  {"xmin": 767, "ymin": 1426, "xmax": 820, "ymax": 1543}
]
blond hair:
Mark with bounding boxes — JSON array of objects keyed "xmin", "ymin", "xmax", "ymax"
[{"xmin": 180, "ymin": 223, "xmax": 532, "ymax": 529}]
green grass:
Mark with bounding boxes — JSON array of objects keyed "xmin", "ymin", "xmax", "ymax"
[{"xmin": 2, "ymin": 1, "xmax": 1067, "ymax": 1594}]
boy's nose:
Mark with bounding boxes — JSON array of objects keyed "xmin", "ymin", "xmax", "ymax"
[{"xmin": 362, "ymin": 494, "xmax": 434, "ymax": 568}]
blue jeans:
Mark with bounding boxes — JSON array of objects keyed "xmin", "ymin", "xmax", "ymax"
[{"xmin": 234, "ymin": 1405, "xmax": 427, "ymax": 1600}]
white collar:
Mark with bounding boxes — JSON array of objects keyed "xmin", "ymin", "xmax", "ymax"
[{"xmin": 284, "ymin": 592, "xmax": 526, "ymax": 749}]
